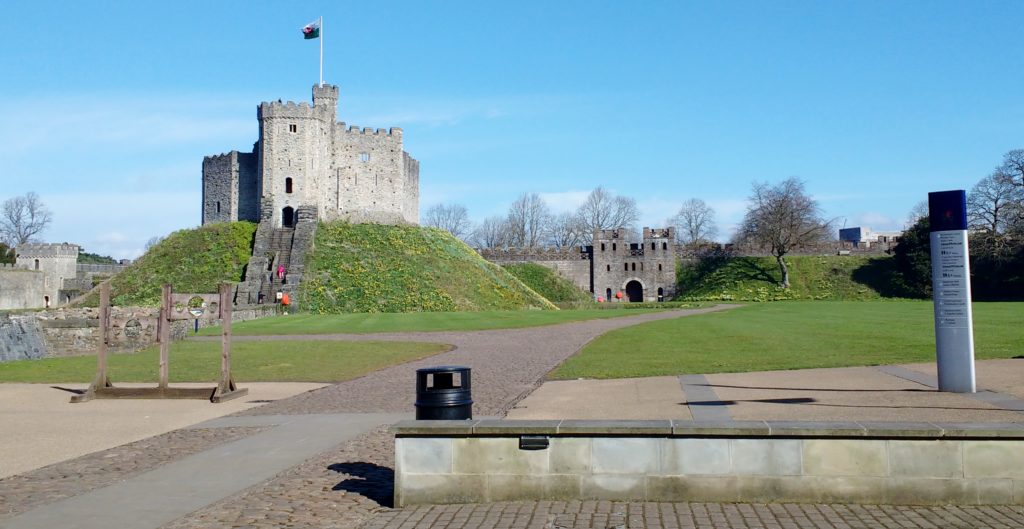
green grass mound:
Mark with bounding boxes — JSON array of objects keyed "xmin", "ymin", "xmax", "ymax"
[
  {"xmin": 79, "ymin": 222, "xmax": 257, "ymax": 307},
  {"xmin": 677, "ymin": 255, "xmax": 895, "ymax": 302},
  {"xmin": 502, "ymin": 263, "xmax": 591, "ymax": 303},
  {"xmin": 299, "ymin": 222, "xmax": 557, "ymax": 313}
]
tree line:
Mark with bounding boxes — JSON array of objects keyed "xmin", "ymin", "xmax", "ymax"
[
  {"xmin": 894, "ymin": 149, "xmax": 1024, "ymax": 299},
  {"xmin": 424, "ymin": 187, "xmax": 727, "ymax": 250}
]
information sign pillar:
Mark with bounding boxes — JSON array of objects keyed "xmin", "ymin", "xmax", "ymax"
[{"xmin": 928, "ymin": 190, "xmax": 976, "ymax": 393}]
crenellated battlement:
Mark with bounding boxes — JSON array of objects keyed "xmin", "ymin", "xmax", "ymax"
[
  {"xmin": 203, "ymin": 151, "xmax": 239, "ymax": 163},
  {"xmin": 15, "ymin": 243, "xmax": 79, "ymax": 258},
  {"xmin": 340, "ymin": 125, "xmax": 402, "ymax": 137},
  {"xmin": 643, "ymin": 227, "xmax": 674, "ymax": 240},
  {"xmin": 478, "ymin": 246, "xmax": 590, "ymax": 262},
  {"xmin": 258, "ymin": 100, "xmax": 315, "ymax": 119},
  {"xmin": 594, "ymin": 228, "xmax": 626, "ymax": 241}
]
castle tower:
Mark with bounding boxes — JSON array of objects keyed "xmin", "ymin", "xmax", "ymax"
[
  {"xmin": 202, "ymin": 84, "xmax": 419, "ymax": 228},
  {"xmin": 590, "ymin": 227, "xmax": 677, "ymax": 302},
  {"xmin": 14, "ymin": 243, "xmax": 79, "ymax": 307}
]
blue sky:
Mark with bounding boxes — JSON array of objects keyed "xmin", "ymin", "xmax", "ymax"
[{"xmin": 1, "ymin": 1, "xmax": 1022, "ymax": 259}]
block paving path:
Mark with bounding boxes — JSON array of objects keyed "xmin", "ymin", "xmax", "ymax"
[{"xmin": 3, "ymin": 304, "xmax": 1023, "ymax": 529}]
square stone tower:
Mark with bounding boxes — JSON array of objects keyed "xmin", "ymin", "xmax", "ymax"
[{"xmin": 202, "ymin": 84, "xmax": 419, "ymax": 228}]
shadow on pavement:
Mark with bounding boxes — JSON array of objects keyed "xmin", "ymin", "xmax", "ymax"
[{"xmin": 329, "ymin": 462, "xmax": 395, "ymax": 507}]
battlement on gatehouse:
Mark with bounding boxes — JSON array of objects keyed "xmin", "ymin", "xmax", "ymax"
[{"xmin": 15, "ymin": 243, "xmax": 80, "ymax": 259}]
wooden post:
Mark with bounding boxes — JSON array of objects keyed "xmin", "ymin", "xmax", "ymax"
[
  {"xmin": 97, "ymin": 283, "xmax": 110, "ymax": 386},
  {"xmin": 70, "ymin": 282, "xmax": 113, "ymax": 403},
  {"xmin": 159, "ymin": 284, "xmax": 171, "ymax": 388},
  {"xmin": 220, "ymin": 283, "xmax": 231, "ymax": 389}
]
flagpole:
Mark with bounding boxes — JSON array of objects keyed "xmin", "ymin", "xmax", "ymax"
[{"xmin": 319, "ymin": 16, "xmax": 324, "ymax": 86}]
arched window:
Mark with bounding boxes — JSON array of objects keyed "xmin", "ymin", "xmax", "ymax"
[
  {"xmin": 601, "ymin": 243, "xmax": 605, "ymax": 252},
  {"xmin": 624, "ymin": 263, "xmax": 628, "ymax": 271},
  {"xmin": 631, "ymin": 262, "xmax": 636, "ymax": 271},
  {"xmin": 662, "ymin": 242, "xmax": 667, "ymax": 250},
  {"xmin": 285, "ymin": 178, "xmax": 293, "ymax": 194},
  {"xmin": 651, "ymin": 242, "xmax": 656, "ymax": 250},
  {"xmin": 606, "ymin": 265, "xmax": 610, "ymax": 272},
  {"xmin": 34, "ymin": 259, "xmax": 39, "ymax": 270},
  {"xmin": 612, "ymin": 243, "xmax": 617, "ymax": 252},
  {"xmin": 658, "ymin": 264, "xmax": 663, "ymax": 271}
]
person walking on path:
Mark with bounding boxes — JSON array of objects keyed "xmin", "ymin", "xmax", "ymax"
[{"xmin": 277, "ymin": 264, "xmax": 285, "ymax": 279}]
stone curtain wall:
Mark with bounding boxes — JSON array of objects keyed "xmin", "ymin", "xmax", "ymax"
[
  {"xmin": 0, "ymin": 312, "xmax": 47, "ymax": 362},
  {"xmin": 479, "ymin": 247, "xmax": 593, "ymax": 294},
  {"xmin": 0, "ymin": 305, "xmax": 279, "ymax": 362},
  {"xmin": 0, "ymin": 268, "xmax": 47, "ymax": 310}
]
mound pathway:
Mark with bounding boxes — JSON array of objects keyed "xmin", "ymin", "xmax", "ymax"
[{"xmin": 4, "ymin": 304, "xmax": 1024, "ymax": 529}]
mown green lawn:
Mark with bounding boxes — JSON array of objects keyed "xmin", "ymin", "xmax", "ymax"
[
  {"xmin": 202, "ymin": 307, "xmax": 679, "ymax": 336},
  {"xmin": 550, "ymin": 301, "xmax": 1023, "ymax": 379},
  {"xmin": 0, "ymin": 340, "xmax": 450, "ymax": 383}
]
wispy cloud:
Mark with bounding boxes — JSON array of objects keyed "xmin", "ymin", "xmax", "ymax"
[
  {"xmin": 0, "ymin": 93, "xmax": 256, "ymax": 156},
  {"xmin": 45, "ymin": 191, "xmax": 199, "ymax": 260}
]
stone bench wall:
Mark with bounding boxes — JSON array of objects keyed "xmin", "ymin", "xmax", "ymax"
[{"xmin": 393, "ymin": 420, "xmax": 1024, "ymax": 507}]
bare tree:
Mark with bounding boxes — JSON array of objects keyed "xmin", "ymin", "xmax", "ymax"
[
  {"xmin": 422, "ymin": 203, "xmax": 473, "ymax": 239},
  {"xmin": 574, "ymin": 187, "xmax": 639, "ymax": 243},
  {"xmin": 505, "ymin": 193, "xmax": 551, "ymax": 247},
  {"xmin": 546, "ymin": 212, "xmax": 585, "ymax": 248},
  {"xmin": 1, "ymin": 192, "xmax": 52, "ymax": 246},
  {"xmin": 734, "ymin": 178, "xmax": 831, "ymax": 288},
  {"xmin": 997, "ymin": 149, "xmax": 1024, "ymax": 188},
  {"xmin": 906, "ymin": 200, "xmax": 929, "ymax": 227},
  {"xmin": 469, "ymin": 215, "xmax": 510, "ymax": 249},
  {"xmin": 144, "ymin": 236, "xmax": 164, "ymax": 251},
  {"xmin": 968, "ymin": 172, "xmax": 1024, "ymax": 233},
  {"xmin": 669, "ymin": 198, "xmax": 718, "ymax": 246}
]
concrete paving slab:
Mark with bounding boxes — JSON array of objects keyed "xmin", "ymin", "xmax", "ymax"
[
  {"xmin": 707, "ymin": 366, "xmax": 1024, "ymax": 422},
  {"xmin": 508, "ymin": 360, "xmax": 1024, "ymax": 423},
  {"xmin": 505, "ymin": 376, "xmax": 691, "ymax": 420},
  {"xmin": 0, "ymin": 382, "xmax": 326, "ymax": 478}
]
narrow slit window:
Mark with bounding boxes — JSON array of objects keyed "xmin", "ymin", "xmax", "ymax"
[
  {"xmin": 285, "ymin": 178, "xmax": 293, "ymax": 194},
  {"xmin": 360, "ymin": 152, "xmax": 371, "ymax": 162},
  {"xmin": 606, "ymin": 264, "xmax": 610, "ymax": 271},
  {"xmin": 289, "ymin": 124, "xmax": 297, "ymax": 133},
  {"xmin": 624, "ymin": 263, "xmax": 628, "ymax": 271},
  {"xmin": 662, "ymin": 242, "xmax": 667, "ymax": 250},
  {"xmin": 216, "ymin": 201, "xmax": 221, "ymax": 214},
  {"xmin": 631, "ymin": 262, "xmax": 636, "ymax": 271}
]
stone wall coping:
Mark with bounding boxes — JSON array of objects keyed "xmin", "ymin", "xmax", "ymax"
[{"xmin": 391, "ymin": 419, "xmax": 1024, "ymax": 439}]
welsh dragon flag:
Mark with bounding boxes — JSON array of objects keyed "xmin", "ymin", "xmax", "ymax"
[{"xmin": 302, "ymin": 19, "xmax": 321, "ymax": 39}]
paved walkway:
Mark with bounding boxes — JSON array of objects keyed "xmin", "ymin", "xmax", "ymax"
[{"xmin": 2, "ymin": 305, "xmax": 1023, "ymax": 529}]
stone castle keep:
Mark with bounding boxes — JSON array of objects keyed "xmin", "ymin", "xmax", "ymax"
[{"xmin": 202, "ymin": 84, "xmax": 419, "ymax": 228}]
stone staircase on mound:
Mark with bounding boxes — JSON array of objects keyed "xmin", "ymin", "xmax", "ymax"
[{"xmin": 235, "ymin": 205, "xmax": 318, "ymax": 308}]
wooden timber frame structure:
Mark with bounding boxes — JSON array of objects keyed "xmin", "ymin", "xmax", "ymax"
[{"xmin": 71, "ymin": 283, "xmax": 248, "ymax": 403}]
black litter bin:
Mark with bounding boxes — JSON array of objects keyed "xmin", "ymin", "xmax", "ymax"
[{"xmin": 415, "ymin": 366, "xmax": 473, "ymax": 420}]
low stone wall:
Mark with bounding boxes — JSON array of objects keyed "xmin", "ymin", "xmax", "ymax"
[
  {"xmin": 393, "ymin": 420, "xmax": 1024, "ymax": 507},
  {"xmin": 0, "ymin": 304, "xmax": 280, "ymax": 361}
]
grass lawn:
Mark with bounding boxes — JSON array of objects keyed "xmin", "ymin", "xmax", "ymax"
[
  {"xmin": 200, "ymin": 307, "xmax": 681, "ymax": 336},
  {"xmin": 549, "ymin": 301, "xmax": 1023, "ymax": 379},
  {"xmin": 0, "ymin": 340, "xmax": 451, "ymax": 383}
]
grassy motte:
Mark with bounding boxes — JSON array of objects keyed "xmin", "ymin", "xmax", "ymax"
[
  {"xmin": 502, "ymin": 263, "xmax": 592, "ymax": 303},
  {"xmin": 298, "ymin": 222, "xmax": 556, "ymax": 313},
  {"xmin": 78, "ymin": 222, "xmax": 257, "ymax": 307},
  {"xmin": 677, "ymin": 255, "xmax": 903, "ymax": 302},
  {"xmin": 201, "ymin": 308, "xmax": 668, "ymax": 336},
  {"xmin": 550, "ymin": 301, "xmax": 1023, "ymax": 379},
  {"xmin": 0, "ymin": 340, "xmax": 450, "ymax": 383}
]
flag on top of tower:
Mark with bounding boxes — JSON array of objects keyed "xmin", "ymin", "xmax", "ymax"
[{"xmin": 302, "ymin": 18, "xmax": 321, "ymax": 39}]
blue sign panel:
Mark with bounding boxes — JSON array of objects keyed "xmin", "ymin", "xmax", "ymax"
[{"xmin": 928, "ymin": 190, "xmax": 968, "ymax": 232}]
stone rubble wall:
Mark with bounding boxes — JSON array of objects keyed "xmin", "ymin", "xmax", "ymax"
[{"xmin": 0, "ymin": 304, "xmax": 279, "ymax": 362}]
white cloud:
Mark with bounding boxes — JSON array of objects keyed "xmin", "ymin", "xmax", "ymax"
[
  {"xmin": 45, "ymin": 191, "xmax": 200, "ymax": 260},
  {"xmin": 538, "ymin": 190, "xmax": 589, "ymax": 214}
]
